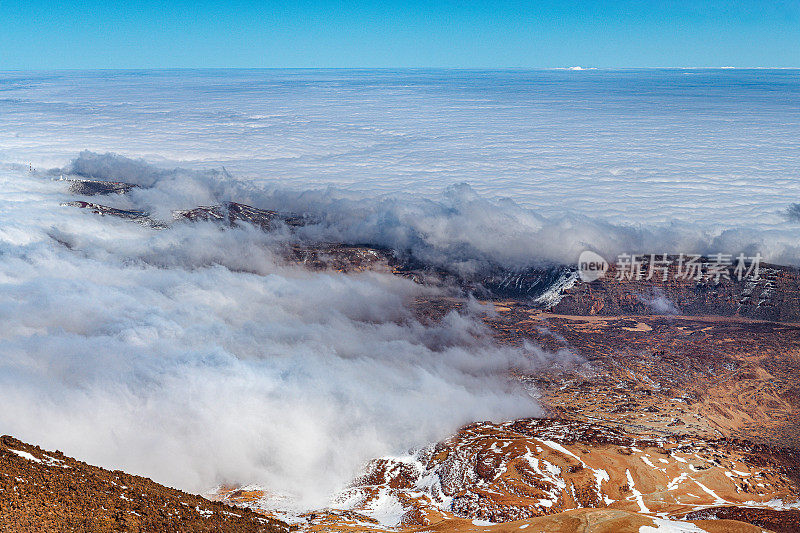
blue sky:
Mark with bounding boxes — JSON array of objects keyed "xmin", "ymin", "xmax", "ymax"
[{"xmin": 1, "ymin": 0, "xmax": 798, "ymax": 69}]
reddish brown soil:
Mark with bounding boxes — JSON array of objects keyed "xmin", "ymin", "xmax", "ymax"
[{"xmin": 0, "ymin": 435, "xmax": 291, "ymax": 533}]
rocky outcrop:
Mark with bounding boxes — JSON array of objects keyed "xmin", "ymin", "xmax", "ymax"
[
  {"xmin": 686, "ymin": 506, "xmax": 800, "ymax": 533},
  {"xmin": 66, "ymin": 178, "xmax": 137, "ymax": 196},
  {"xmin": 173, "ymin": 202, "xmax": 307, "ymax": 230}
]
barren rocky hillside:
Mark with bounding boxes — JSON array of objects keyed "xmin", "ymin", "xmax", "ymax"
[{"xmin": 0, "ymin": 436, "xmax": 291, "ymax": 533}]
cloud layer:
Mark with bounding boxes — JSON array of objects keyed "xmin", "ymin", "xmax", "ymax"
[
  {"xmin": 2, "ymin": 69, "xmax": 799, "ymax": 234},
  {"xmin": 0, "ymin": 164, "xmax": 552, "ymax": 507},
  {"xmin": 59, "ymin": 150, "xmax": 800, "ymax": 270}
]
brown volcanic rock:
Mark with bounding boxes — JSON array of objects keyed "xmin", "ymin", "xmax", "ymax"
[
  {"xmin": 419, "ymin": 510, "xmax": 770, "ymax": 533},
  {"xmin": 211, "ymin": 414, "xmax": 794, "ymax": 531},
  {"xmin": 551, "ymin": 260, "xmax": 800, "ymax": 322},
  {"xmin": 0, "ymin": 435, "xmax": 290, "ymax": 533},
  {"xmin": 284, "ymin": 244, "xmax": 397, "ymax": 274},
  {"xmin": 62, "ymin": 201, "xmax": 157, "ymax": 225},
  {"xmin": 468, "ymin": 300, "xmax": 800, "ymax": 448},
  {"xmin": 319, "ymin": 418, "xmax": 795, "ymax": 531},
  {"xmin": 173, "ymin": 201, "xmax": 306, "ymax": 229}
]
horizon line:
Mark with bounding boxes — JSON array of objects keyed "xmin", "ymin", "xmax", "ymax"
[{"xmin": 1, "ymin": 66, "xmax": 799, "ymax": 73}]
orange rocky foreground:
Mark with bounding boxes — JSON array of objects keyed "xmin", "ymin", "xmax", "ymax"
[
  {"xmin": 204, "ymin": 297, "xmax": 800, "ymax": 533},
  {"xmin": 0, "ymin": 435, "xmax": 290, "ymax": 532},
  {"xmin": 3, "ymin": 418, "xmax": 796, "ymax": 533},
  {"xmin": 210, "ymin": 418, "xmax": 800, "ymax": 533},
  {"xmin": 205, "ymin": 296, "xmax": 800, "ymax": 533}
]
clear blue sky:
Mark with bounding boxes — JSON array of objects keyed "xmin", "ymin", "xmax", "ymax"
[{"xmin": 1, "ymin": 0, "xmax": 798, "ymax": 69}]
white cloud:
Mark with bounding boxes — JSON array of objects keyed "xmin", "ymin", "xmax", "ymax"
[
  {"xmin": 1, "ymin": 69, "xmax": 798, "ymax": 234},
  {"xmin": 54, "ymin": 151, "xmax": 800, "ymax": 269},
  {"xmin": 0, "ymin": 165, "xmax": 552, "ymax": 508}
]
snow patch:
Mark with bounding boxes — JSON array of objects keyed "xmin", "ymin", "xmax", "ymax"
[
  {"xmin": 667, "ymin": 473, "xmax": 689, "ymax": 491},
  {"xmin": 741, "ymin": 498, "xmax": 800, "ymax": 510},
  {"xmin": 8, "ymin": 450, "xmax": 41, "ymax": 463},
  {"xmin": 639, "ymin": 516, "xmax": 708, "ymax": 532},
  {"xmin": 531, "ymin": 271, "xmax": 579, "ymax": 308},
  {"xmin": 592, "ymin": 468, "xmax": 613, "ymax": 505},
  {"xmin": 692, "ymin": 479, "xmax": 727, "ymax": 505},
  {"xmin": 641, "ymin": 456, "xmax": 658, "ymax": 469},
  {"xmin": 536, "ymin": 438, "xmax": 585, "ymax": 465},
  {"xmin": 626, "ymin": 469, "xmax": 650, "ymax": 513},
  {"xmin": 361, "ymin": 487, "xmax": 406, "ymax": 527}
]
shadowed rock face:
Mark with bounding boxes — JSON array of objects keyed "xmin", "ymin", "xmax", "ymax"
[
  {"xmin": 468, "ymin": 266, "xmax": 579, "ymax": 304},
  {"xmin": 67, "ymin": 178, "xmax": 137, "ymax": 196},
  {"xmin": 173, "ymin": 202, "xmax": 307, "ymax": 230},
  {"xmin": 62, "ymin": 201, "xmax": 165, "ymax": 228},
  {"xmin": 550, "ymin": 260, "xmax": 800, "ymax": 323}
]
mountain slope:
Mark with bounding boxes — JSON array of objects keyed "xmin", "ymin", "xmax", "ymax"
[{"xmin": 0, "ymin": 435, "xmax": 291, "ymax": 533}]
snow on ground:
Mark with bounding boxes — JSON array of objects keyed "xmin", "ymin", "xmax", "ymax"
[
  {"xmin": 742, "ymin": 498, "xmax": 800, "ymax": 510},
  {"xmin": 691, "ymin": 479, "xmax": 727, "ymax": 505},
  {"xmin": 536, "ymin": 438, "xmax": 585, "ymax": 466},
  {"xmin": 360, "ymin": 487, "xmax": 406, "ymax": 527},
  {"xmin": 592, "ymin": 468, "xmax": 613, "ymax": 505},
  {"xmin": 667, "ymin": 473, "xmax": 689, "ymax": 491},
  {"xmin": 8, "ymin": 449, "xmax": 69, "ymax": 468},
  {"xmin": 9, "ymin": 450, "xmax": 41, "ymax": 463},
  {"xmin": 639, "ymin": 517, "xmax": 708, "ymax": 532},
  {"xmin": 626, "ymin": 469, "xmax": 651, "ymax": 514}
]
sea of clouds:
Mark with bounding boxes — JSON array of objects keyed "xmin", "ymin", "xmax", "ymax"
[
  {"xmin": 0, "ymin": 162, "xmax": 556, "ymax": 506},
  {"xmin": 0, "ymin": 69, "xmax": 799, "ymax": 505},
  {"xmin": 2, "ymin": 69, "xmax": 799, "ymax": 263}
]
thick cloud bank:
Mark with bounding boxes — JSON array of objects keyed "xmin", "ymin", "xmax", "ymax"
[
  {"xmin": 0, "ymin": 164, "xmax": 551, "ymax": 507},
  {"xmin": 61, "ymin": 151, "xmax": 800, "ymax": 270},
  {"xmin": 3, "ymin": 69, "xmax": 800, "ymax": 265},
  {"xmin": 2, "ymin": 69, "xmax": 799, "ymax": 232}
]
